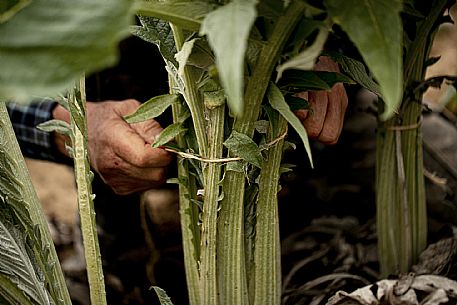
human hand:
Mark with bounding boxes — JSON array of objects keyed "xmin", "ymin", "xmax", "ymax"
[
  {"xmin": 53, "ymin": 99, "xmax": 173, "ymax": 195},
  {"xmin": 294, "ymin": 56, "xmax": 348, "ymax": 145}
]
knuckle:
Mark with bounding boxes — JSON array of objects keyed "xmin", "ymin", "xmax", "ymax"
[{"xmin": 152, "ymin": 168, "xmax": 167, "ymax": 184}]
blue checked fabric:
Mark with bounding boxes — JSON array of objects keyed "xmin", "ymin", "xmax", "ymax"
[{"xmin": 6, "ymin": 99, "xmax": 58, "ymax": 161}]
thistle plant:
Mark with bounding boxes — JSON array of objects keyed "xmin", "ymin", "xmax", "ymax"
[{"xmin": 128, "ymin": 1, "xmax": 406, "ymax": 304}]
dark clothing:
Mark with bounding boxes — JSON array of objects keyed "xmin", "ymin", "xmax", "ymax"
[{"xmin": 6, "ymin": 99, "xmax": 58, "ymax": 161}]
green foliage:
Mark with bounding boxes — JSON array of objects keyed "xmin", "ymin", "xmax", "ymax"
[
  {"xmin": 224, "ymin": 131, "xmax": 263, "ymax": 168},
  {"xmin": 325, "ymin": 0, "xmax": 403, "ymax": 120},
  {"xmin": 327, "ymin": 51, "xmax": 382, "ymax": 97},
  {"xmin": 124, "ymin": 94, "xmax": 180, "ymax": 123},
  {"xmin": 134, "ymin": 1, "xmax": 218, "ymax": 32},
  {"xmin": 0, "ymin": 213, "xmax": 51, "ymax": 305},
  {"xmin": 151, "ymin": 123, "xmax": 187, "ymax": 148},
  {"xmin": 0, "ymin": 103, "xmax": 71, "ymax": 305},
  {"xmin": 276, "ymin": 28, "xmax": 328, "ymax": 81},
  {"xmin": 279, "ymin": 70, "xmax": 355, "ymax": 92},
  {"xmin": 37, "ymin": 120, "xmax": 71, "ymax": 138},
  {"xmin": 131, "ymin": 16, "xmax": 178, "ymax": 66},
  {"xmin": 152, "ymin": 287, "xmax": 175, "ymax": 305},
  {"xmin": 0, "ymin": 0, "xmax": 132, "ymax": 102},
  {"xmin": 200, "ymin": 0, "xmax": 257, "ymax": 116},
  {"xmin": 267, "ymin": 83, "xmax": 313, "ymax": 167}
]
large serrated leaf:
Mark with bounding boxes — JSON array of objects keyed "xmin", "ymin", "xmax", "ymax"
[
  {"xmin": 200, "ymin": 0, "xmax": 257, "ymax": 116},
  {"xmin": 151, "ymin": 123, "xmax": 187, "ymax": 148},
  {"xmin": 131, "ymin": 16, "xmax": 177, "ymax": 66},
  {"xmin": 223, "ymin": 131, "xmax": 263, "ymax": 168},
  {"xmin": 325, "ymin": 0, "xmax": 403, "ymax": 120},
  {"xmin": 134, "ymin": 1, "xmax": 218, "ymax": 32},
  {"xmin": 267, "ymin": 83, "xmax": 313, "ymax": 167},
  {"xmin": 123, "ymin": 94, "xmax": 180, "ymax": 124},
  {"xmin": 0, "ymin": 0, "xmax": 133, "ymax": 102},
  {"xmin": 0, "ymin": 212, "xmax": 52, "ymax": 305}
]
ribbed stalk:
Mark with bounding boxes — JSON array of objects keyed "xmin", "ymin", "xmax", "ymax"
[
  {"xmin": 69, "ymin": 77, "xmax": 107, "ymax": 305},
  {"xmin": 0, "ymin": 102, "xmax": 72, "ymax": 305},
  {"xmin": 376, "ymin": 0, "xmax": 448, "ymax": 276},
  {"xmin": 253, "ymin": 116, "xmax": 287, "ymax": 305},
  {"xmin": 170, "ymin": 24, "xmax": 208, "ymax": 158},
  {"xmin": 201, "ymin": 103, "xmax": 225, "ymax": 305},
  {"xmin": 217, "ymin": 2, "xmax": 306, "ymax": 305},
  {"xmin": 170, "ymin": 77, "xmax": 202, "ymax": 305}
]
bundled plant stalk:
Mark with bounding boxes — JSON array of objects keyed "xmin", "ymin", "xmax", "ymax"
[
  {"xmin": 376, "ymin": 0, "xmax": 453, "ymax": 276},
  {"xmin": 130, "ymin": 0, "xmax": 405, "ymax": 304}
]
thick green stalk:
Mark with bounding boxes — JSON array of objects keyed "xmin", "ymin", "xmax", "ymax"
[
  {"xmin": 69, "ymin": 77, "xmax": 107, "ymax": 305},
  {"xmin": 170, "ymin": 24, "xmax": 208, "ymax": 158},
  {"xmin": 0, "ymin": 102, "xmax": 72, "ymax": 305},
  {"xmin": 170, "ymin": 77, "xmax": 202, "ymax": 305},
  {"xmin": 253, "ymin": 116, "xmax": 287, "ymax": 305},
  {"xmin": 201, "ymin": 103, "xmax": 225, "ymax": 305},
  {"xmin": 217, "ymin": 2, "xmax": 306, "ymax": 305},
  {"xmin": 376, "ymin": 0, "xmax": 447, "ymax": 276}
]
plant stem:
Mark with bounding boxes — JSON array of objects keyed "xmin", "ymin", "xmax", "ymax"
[
  {"xmin": 217, "ymin": 2, "xmax": 306, "ymax": 305},
  {"xmin": 0, "ymin": 102, "xmax": 72, "ymax": 305},
  {"xmin": 376, "ymin": 0, "xmax": 448, "ymax": 276},
  {"xmin": 170, "ymin": 75, "xmax": 202, "ymax": 305},
  {"xmin": 254, "ymin": 116, "xmax": 287, "ymax": 305},
  {"xmin": 201, "ymin": 103, "xmax": 225, "ymax": 305},
  {"xmin": 69, "ymin": 77, "xmax": 107, "ymax": 305},
  {"xmin": 170, "ymin": 24, "xmax": 208, "ymax": 158}
]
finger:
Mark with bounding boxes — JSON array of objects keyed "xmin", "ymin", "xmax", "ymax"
[
  {"xmin": 130, "ymin": 119, "xmax": 164, "ymax": 144},
  {"xmin": 113, "ymin": 120, "xmax": 173, "ymax": 168},
  {"xmin": 315, "ymin": 56, "xmax": 340, "ymax": 72},
  {"xmin": 318, "ymin": 83, "xmax": 348, "ymax": 144},
  {"xmin": 302, "ymin": 90, "xmax": 328, "ymax": 138},
  {"xmin": 100, "ymin": 165, "xmax": 169, "ymax": 195}
]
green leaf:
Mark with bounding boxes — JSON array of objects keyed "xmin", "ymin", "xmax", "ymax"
[
  {"xmin": 325, "ymin": 0, "xmax": 403, "ymax": 120},
  {"xmin": 0, "ymin": 0, "xmax": 30, "ymax": 23},
  {"xmin": 152, "ymin": 286, "xmax": 175, "ymax": 305},
  {"xmin": 175, "ymin": 39, "xmax": 197, "ymax": 77},
  {"xmin": 131, "ymin": 16, "xmax": 177, "ymax": 66},
  {"xmin": 276, "ymin": 28, "xmax": 329, "ymax": 81},
  {"xmin": 326, "ymin": 51, "xmax": 381, "ymax": 97},
  {"xmin": 223, "ymin": 130, "xmax": 263, "ymax": 168},
  {"xmin": 0, "ymin": 211, "xmax": 52, "ymax": 305},
  {"xmin": 151, "ymin": 123, "xmax": 187, "ymax": 148},
  {"xmin": 200, "ymin": 0, "xmax": 257, "ymax": 116},
  {"xmin": 37, "ymin": 120, "xmax": 71, "ymax": 138},
  {"xmin": 0, "ymin": 0, "xmax": 133, "ymax": 102},
  {"xmin": 285, "ymin": 95, "xmax": 309, "ymax": 112},
  {"xmin": 123, "ymin": 94, "xmax": 180, "ymax": 124},
  {"xmin": 134, "ymin": 1, "xmax": 218, "ymax": 32},
  {"xmin": 279, "ymin": 70, "xmax": 355, "ymax": 92},
  {"xmin": 267, "ymin": 83, "xmax": 313, "ymax": 167}
]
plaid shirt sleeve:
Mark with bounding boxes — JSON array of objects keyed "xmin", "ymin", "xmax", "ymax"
[{"xmin": 6, "ymin": 98, "xmax": 60, "ymax": 161}]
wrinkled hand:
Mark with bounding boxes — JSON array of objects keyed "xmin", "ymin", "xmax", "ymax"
[
  {"xmin": 53, "ymin": 99, "xmax": 173, "ymax": 195},
  {"xmin": 294, "ymin": 56, "xmax": 348, "ymax": 145}
]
